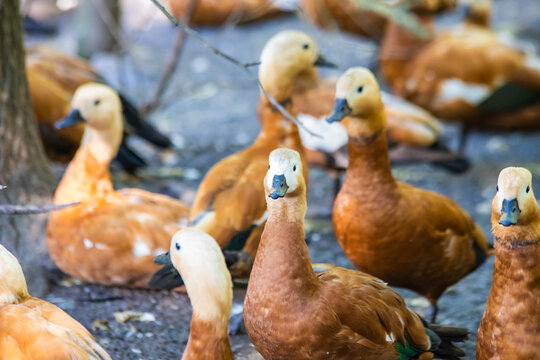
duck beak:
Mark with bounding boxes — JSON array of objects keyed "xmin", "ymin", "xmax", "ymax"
[
  {"xmin": 327, "ymin": 98, "xmax": 351, "ymax": 123},
  {"xmin": 153, "ymin": 252, "xmax": 171, "ymax": 265},
  {"xmin": 269, "ymin": 174, "xmax": 288, "ymax": 199},
  {"xmin": 499, "ymin": 198, "xmax": 520, "ymax": 227},
  {"xmin": 55, "ymin": 109, "xmax": 85, "ymax": 129},
  {"xmin": 314, "ymin": 54, "xmax": 337, "ymax": 68},
  {"xmin": 148, "ymin": 252, "xmax": 184, "ymax": 290}
]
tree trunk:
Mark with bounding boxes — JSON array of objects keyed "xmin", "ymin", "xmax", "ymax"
[
  {"xmin": 0, "ymin": 0, "xmax": 56, "ymax": 296},
  {"xmin": 76, "ymin": 0, "xmax": 120, "ymax": 58}
]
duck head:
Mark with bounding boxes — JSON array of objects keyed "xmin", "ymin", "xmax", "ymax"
[
  {"xmin": 159, "ymin": 228, "xmax": 232, "ymax": 323},
  {"xmin": 327, "ymin": 67, "xmax": 385, "ymax": 139},
  {"xmin": 492, "ymin": 167, "xmax": 538, "ymax": 229},
  {"xmin": 55, "ymin": 83, "xmax": 123, "ymax": 165},
  {"xmin": 265, "ymin": 148, "xmax": 305, "ymax": 200},
  {"xmin": 259, "ymin": 30, "xmax": 336, "ymax": 103},
  {"xmin": 0, "ymin": 245, "xmax": 29, "ymax": 305}
]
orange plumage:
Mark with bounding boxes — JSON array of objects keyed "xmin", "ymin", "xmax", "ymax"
[
  {"xmin": 327, "ymin": 67, "xmax": 492, "ymax": 321},
  {"xmin": 47, "ymin": 83, "xmax": 189, "ymax": 287},
  {"xmin": 379, "ymin": 0, "xmax": 540, "ymax": 132},
  {"xmin": 477, "ymin": 167, "xmax": 540, "ymax": 359},
  {"xmin": 168, "ymin": 0, "xmax": 285, "ymax": 25},
  {"xmin": 244, "ymin": 148, "xmax": 467, "ymax": 359},
  {"xmin": 0, "ymin": 244, "xmax": 111, "ymax": 360}
]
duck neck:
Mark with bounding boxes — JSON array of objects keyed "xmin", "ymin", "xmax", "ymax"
[
  {"xmin": 256, "ymin": 100, "xmax": 302, "ymax": 147},
  {"xmin": 491, "ymin": 219, "xmax": 540, "ymax": 294},
  {"xmin": 251, "ymin": 186, "xmax": 318, "ymax": 296},
  {"xmin": 183, "ymin": 316, "xmax": 232, "ymax": 360},
  {"xmin": 344, "ymin": 120, "xmax": 397, "ymax": 193}
]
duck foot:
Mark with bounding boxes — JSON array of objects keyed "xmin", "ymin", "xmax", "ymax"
[{"xmin": 425, "ymin": 304, "xmax": 439, "ymax": 323}]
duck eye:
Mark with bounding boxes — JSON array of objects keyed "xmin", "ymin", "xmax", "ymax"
[
  {"xmin": 526, "ymin": 185, "xmax": 530, "ymax": 193},
  {"xmin": 302, "ymin": 43, "xmax": 309, "ymax": 50},
  {"xmin": 293, "ymin": 165, "xmax": 296, "ymax": 171},
  {"xmin": 496, "ymin": 185, "xmax": 499, "ymax": 192},
  {"xmin": 268, "ymin": 165, "xmax": 270, "ymax": 170},
  {"xmin": 175, "ymin": 243, "xmax": 181, "ymax": 251},
  {"xmin": 357, "ymin": 86, "xmax": 363, "ymax": 93},
  {"xmin": 94, "ymin": 99, "xmax": 101, "ymax": 106}
]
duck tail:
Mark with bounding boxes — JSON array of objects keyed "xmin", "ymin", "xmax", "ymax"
[
  {"xmin": 422, "ymin": 319, "xmax": 468, "ymax": 359},
  {"xmin": 119, "ymin": 94, "xmax": 172, "ymax": 149}
]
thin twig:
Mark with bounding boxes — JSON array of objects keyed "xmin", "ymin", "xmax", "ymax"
[
  {"xmin": 141, "ymin": 0, "xmax": 198, "ymax": 115},
  {"xmin": 0, "ymin": 202, "xmax": 80, "ymax": 215},
  {"xmin": 149, "ymin": 0, "xmax": 321, "ymax": 137}
]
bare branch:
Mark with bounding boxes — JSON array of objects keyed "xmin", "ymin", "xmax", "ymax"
[
  {"xmin": 0, "ymin": 202, "xmax": 80, "ymax": 215},
  {"xmin": 141, "ymin": 0, "xmax": 198, "ymax": 115},
  {"xmin": 148, "ymin": 0, "xmax": 322, "ymax": 138}
]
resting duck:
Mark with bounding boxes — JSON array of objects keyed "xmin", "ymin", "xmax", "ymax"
[
  {"xmin": 26, "ymin": 45, "xmax": 171, "ymax": 172},
  {"xmin": 0, "ymin": 244, "xmax": 111, "ymax": 359},
  {"xmin": 46, "ymin": 83, "xmax": 190, "ymax": 287},
  {"xmin": 168, "ymin": 0, "xmax": 292, "ymax": 25},
  {"xmin": 187, "ymin": 31, "xmax": 316, "ymax": 279},
  {"xmin": 379, "ymin": 0, "xmax": 540, "ymax": 149},
  {"xmin": 301, "ymin": 0, "xmax": 457, "ymax": 42},
  {"xmin": 150, "ymin": 228, "xmax": 233, "ymax": 360},
  {"xmin": 326, "ymin": 67, "xmax": 492, "ymax": 321},
  {"xmin": 244, "ymin": 148, "xmax": 468, "ymax": 359},
  {"xmin": 477, "ymin": 167, "xmax": 540, "ymax": 359}
]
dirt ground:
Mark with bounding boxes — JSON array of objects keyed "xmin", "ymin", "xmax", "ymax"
[{"xmin": 23, "ymin": 0, "xmax": 540, "ymax": 359}]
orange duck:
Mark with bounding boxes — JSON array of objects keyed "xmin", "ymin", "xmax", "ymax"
[
  {"xmin": 244, "ymin": 148, "xmax": 468, "ymax": 359},
  {"xmin": 46, "ymin": 83, "xmax": 190, "ymax": 287},
  {"xmin": 0, "ymin": 244, "xmax": 111, "ymax": 359},
  {"xmin": 477, "ymin": 167, "xmax": 540, "ymax": 359},
  {"xmin": 187, "ymin": 31, "xmax": 323, "ymax": 278},
  {"xmin": 379, "ymin": 0, "xmax": 540, "ymax": 149},
  {"xmin": 168, "ymin": 0, "xmax": 293, "ymax": 26},
  {"xmin": 326, "ymin": 67, "xmax": 492, "ymax": 321},
  {"xmin": 301, "ymin": 0, "xmax": 457, "ymax": 42},
  {"xmin": 150, "ymin": 228, "xmax": 234, "ymax": 360},
  {"xmin": 26, "ymin": 45, "xmax": 171, "ymax": 172}
]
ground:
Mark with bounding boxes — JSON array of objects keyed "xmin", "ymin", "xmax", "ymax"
[{"xmin": 23, "ymin": 0, "xmax": 540, "ymax": 359}]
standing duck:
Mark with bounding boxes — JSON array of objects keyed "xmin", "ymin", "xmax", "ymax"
[
  {"xmin": 0, "ymin": 244, "xmax": 111, "ymax": 359},
  {"xmin": 47, "ymin": 83, "xmax": 190, "ymax": 287},
  {"xmin": 477, "ymin": 167, "xmax": 540, "ymax": 359},
  {"xmin": 26, "ymin": 45, "xmax": 171, "ymax": 172},
  {"xmin": 187, "ymin": 31, "xmax": 317, "ymax": 278},
  {"xmin": 244, "ymin": 148, "xmax": 468, "ymax": 359},
  {"xmin": 326, "ymin": 67, "xmax": 492, "ymax": 321},
  {"xmin": 150, "ymin": 228, "xmax": 234, "ymax": 360},
  {"xmin": 379, "ymin": 0, "xmax": 540, "ymax": 149}
]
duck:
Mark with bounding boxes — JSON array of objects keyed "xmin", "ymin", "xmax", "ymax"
[
  {"xmin": 476, "ymin": 167, "xmax": 540, "ymax": 359},
  {"xmin": 326, "ymin": 67, "xmax": 492, "ymax": 321},
  {"xmin": 379, "ymin": 0, "xmax": 540, "ymax": 150},
  {"xmin": 168, "ymin": 0, "xmax": 292, "ymax": 26},
  {"xmin": 150, "ymin": 228, "xmax": 234, "ymax": 360},
  {"xmin": 244, "ymin": 148, "xmax": 468, "ymax": 359},
  {"xmin": 300, "ymin": 0, "xmax": 457, "ymax": 42},
  {"xmin": 0, "ymin": 243, "xmax": 111, "ymax": 359},
  {"xmin": 185, "ymin": 31, "xmax": 319, "ymax": 279},
  {"xmin": 26, "ymin": 45, "xmax": 171, "ymax": 172},
  {"xmin": 46, "ymin": 83, "xmax": 190, "ymax": 287}
]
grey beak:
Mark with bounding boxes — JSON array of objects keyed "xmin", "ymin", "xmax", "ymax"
[
  {"xmin": 55, "ymin": 109, "xmax": 86, "ymax": 129},
  {"xmin": 314, "ymin": 54, "xmax": 337, "ymax": 68},
  {"xmin": 327, "ymin": 98, "xmax": 352, "ymax": 123},
  {"xmin": 499, "ymin": 198, "xmax": 520, "ymax": 226},
  {"xmin": 153, "ymin": 252, "xmax": 171, "ymax": 265},
  {"xmin": 269, "ymin": 174, "xmax": 288, "ymax": 199}
]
